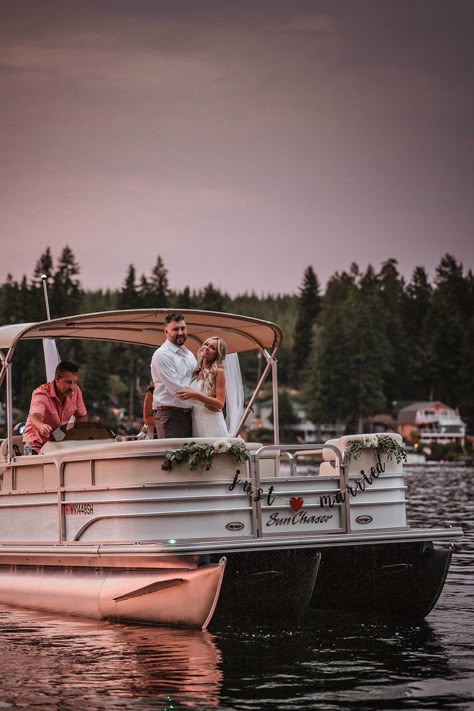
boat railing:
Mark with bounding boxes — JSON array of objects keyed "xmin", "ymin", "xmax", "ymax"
[
  {"xmin": 252, "ymin": 443, "xmax": 343, "ymax": 477},
  {"xmin": 0, "ymin": 436, "xmax": 408, "ymax": 546},
  {"xmin": 250, "ymin": 443, "xmax": 350, "ymax": 536}
]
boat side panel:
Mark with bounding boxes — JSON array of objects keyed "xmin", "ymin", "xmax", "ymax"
[
  {"xmin": 0, "ymin": 496, "xmax": 58, "ymax": 541},
  {"xmin": 61, "ymin": 453, "xmax": 249, "ymax": 488},
  {"xmin": 73, "ymin": 483, "xmax": 251, "ymax": 542},
  {"xmin": 0, "ymin": 473, "xmax": 407, "ymax": 545},
  {"xmin": 10, "ymin": 460, "xmax": 46, "ymax": 489},
  {"xmin": 69, "ymin": 504, "xmax": 255, "ymax": 543},
  {"xmin": 258, "ymin": 472, "xmax": 407, "ymax": 535}
]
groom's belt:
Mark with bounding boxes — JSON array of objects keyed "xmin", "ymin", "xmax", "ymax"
[{"xmin": 154, "ymin": 406, "xmax": 192, "ymax": 414}]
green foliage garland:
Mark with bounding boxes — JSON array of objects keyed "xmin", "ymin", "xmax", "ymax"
[
  {"xmin": 344, "ymin": 434, "xmax": 408, "ymax": 464},
  {"xmin": 161, "ymin": 439, "xmax": 249, "ymax": 472}
]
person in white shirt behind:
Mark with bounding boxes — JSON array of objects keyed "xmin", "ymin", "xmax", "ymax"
[{"xmin": 150, "ymin": 313, "xmax": 197, "ymax": 438}]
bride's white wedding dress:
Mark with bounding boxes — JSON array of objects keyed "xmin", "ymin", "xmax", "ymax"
[{"xmin": 190, "ymin": 379, "xmax": 229, "ymax": 438}]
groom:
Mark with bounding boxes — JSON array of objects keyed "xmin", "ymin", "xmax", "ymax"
[{"xmin": 150, "ymin": 313, "xmax": 197, "ymax": 438}]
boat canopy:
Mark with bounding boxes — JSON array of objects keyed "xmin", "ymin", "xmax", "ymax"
[{"xmin": 0, "ymin": 309, "xmax": 283, "ymax": 355}]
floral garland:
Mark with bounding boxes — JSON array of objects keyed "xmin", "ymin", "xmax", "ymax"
[
  {"xmin": 161, "ymin": 438, "xmax": 250, "ymax": 472},
  {"xmin": 344, "ymin": 434, "xmax": 407, "ymax": 464}
]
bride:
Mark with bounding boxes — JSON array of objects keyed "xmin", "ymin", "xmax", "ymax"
[{"xmin": 176, "ymin": 337, "xmax": 230, "ymax": 437}]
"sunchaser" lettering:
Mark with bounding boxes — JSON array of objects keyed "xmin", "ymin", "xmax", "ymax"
[{"xmin": 266, "ymin": 511, "xmax": 333, "ymax": 527}]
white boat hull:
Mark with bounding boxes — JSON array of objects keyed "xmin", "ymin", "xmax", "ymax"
[{"xmin": 0, "ymin": 559, "xmax": 226, "ymax": 629}]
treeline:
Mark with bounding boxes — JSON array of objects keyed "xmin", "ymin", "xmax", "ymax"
[
  {"xmin": 299, "ymin": 256, "xmax": 474, "ymax": 434},
  {"xmin": 0, "ymin": 248, "xmax": 473, "ymax": 434}
]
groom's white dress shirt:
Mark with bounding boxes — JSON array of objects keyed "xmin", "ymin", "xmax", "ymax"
[{"xmin": 151, "ymin": 340, "xmax": 197, "ymax": 409}]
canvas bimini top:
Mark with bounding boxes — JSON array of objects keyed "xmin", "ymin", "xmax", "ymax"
[{"xmin": 0, "ymin": 309, "xmax": 283, "ymax": 355}]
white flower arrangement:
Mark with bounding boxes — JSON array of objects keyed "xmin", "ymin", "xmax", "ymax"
[
  {"xmin": 213, "ymin": 439, "xmax": 231, "ymax": 453},
  {"xmin": 344, "ymin": 434, "xmax": 407, "ymax": 464},
  {"xmin": 359, "ymin": 434, "xmax": 379, "ymax": 448},
  {"xmin": 161, "ymin": 440, "xmax": 249, "ymax": 472}
]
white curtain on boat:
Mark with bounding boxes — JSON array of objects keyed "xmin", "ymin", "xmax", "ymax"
[
  {"xmin": 43, "ymin": 339, "xmax": 61, "ymax": 382},
  {"xmin": 224, "ymin": 353, "xmax": 244, "ymax": 436}
]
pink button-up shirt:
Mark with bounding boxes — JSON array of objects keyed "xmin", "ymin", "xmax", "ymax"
[{"xmin": 23, "ymin": 381, "xmax": 87, "ymax": 452}]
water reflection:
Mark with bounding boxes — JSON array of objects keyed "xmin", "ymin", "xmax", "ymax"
[
  {"xmin": 0, "ymin": 607, "xmax": 222, "ymax": 709},
  {"xmin": 405, "ymin": 465, "xmax": 474, "ymax": 659},
  {"xmin": 405, "ymin": 464, "xmax": 474, "ymax": 536},
  {"xmin": 216, "ymin": 616, "xmax": 455, "ymax": 709}
]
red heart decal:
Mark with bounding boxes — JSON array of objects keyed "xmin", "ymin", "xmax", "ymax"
[{"xmin": 290, "ymin": 496, "xmax": 304, "ymax": 512}]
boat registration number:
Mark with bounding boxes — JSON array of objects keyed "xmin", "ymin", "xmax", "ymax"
[{"xmin": 64, "ymin": 503, "xmax": 94, "ymax": 515}]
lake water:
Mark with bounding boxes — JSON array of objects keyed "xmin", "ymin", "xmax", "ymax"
[{"xmin": 0, "ymin": 464, "xmax": 472, "ymax": 710}]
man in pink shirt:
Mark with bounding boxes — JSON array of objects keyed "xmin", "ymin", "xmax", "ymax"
[{"xmin": 23, "ymin": 361, "xmax": 88, "ymax": 453}]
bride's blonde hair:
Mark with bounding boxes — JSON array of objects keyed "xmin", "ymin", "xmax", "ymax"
[{"xmin": 194, "ymin": 337, "xmax": 227, "ymax": 393}]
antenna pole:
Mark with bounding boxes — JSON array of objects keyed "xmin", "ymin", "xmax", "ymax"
[{"xmin": 41, "ymin": 274, "xmax": 51, "ymax": 320}]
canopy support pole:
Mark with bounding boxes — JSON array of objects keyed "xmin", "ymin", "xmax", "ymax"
[
  {"xmin": 6, "ymin": 362, "xmax": 13, "ymax": 463},
  {"xmin": 234, "ymin": 346, "xmax": 279, "ymax": 438},
  {"xmin": 272, "ymin": 355, "xmax": 279, "ymax": 444}
]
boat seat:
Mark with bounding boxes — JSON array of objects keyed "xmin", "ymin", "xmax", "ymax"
[
  {"xmin": 0, "ymin": 436, "xmax": 24, "ymax": 460},
  {"xmin": 319, "ymin": 460, "xmax": 338, "ymax": 476},
  {"xmin": 62, "ymin": 421, "xmax": 116, "ymax": 440},
  {"xmin": 322, "ymin": 433, "xmax": 403, "ymax": 462},
  {"xmin": 0, "ymin": 436, "xmax": 24, "ymax": 488},
  {"xmin": 321, "ymin": 432, "xmax": 404, "ymax": 476}
]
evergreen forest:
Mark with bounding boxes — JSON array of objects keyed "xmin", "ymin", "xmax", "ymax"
[{"xmin": 1, "ymin": 247, "xmax": 473, "ymax": 437}]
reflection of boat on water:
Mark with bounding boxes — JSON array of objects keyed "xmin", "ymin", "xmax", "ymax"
[
  {"xmin": 0, "ymin": 309, "xmax": 463, "ymax": 627},
  {"xmin": 0, "ymin": 604, "xmax": 223, "ymax": 708},
  {"xmin": 117, "ymin": 623, "xmax": 223, "ymax": 707}
]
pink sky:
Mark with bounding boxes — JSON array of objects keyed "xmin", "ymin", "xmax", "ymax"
[{"xmin": 1, "ymin": 0, "xmax": 473, "ymax": 295}]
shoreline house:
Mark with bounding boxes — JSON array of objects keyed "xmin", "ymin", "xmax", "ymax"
[
  {"xmin": 247, "ymin": 396, "xmax": 466, "ymax": 448},
  {"xmin": 396, "ymin": 401, "xmax": 466, "ymax": 446}
]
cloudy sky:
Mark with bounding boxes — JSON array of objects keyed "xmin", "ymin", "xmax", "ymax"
[{"xmin": 1, "ymin": 0, "xmax": 473, "ymax": 295}]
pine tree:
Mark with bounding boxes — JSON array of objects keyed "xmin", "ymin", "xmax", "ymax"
[
  {"xmin": 377, "ymin": 258, "xmax": 406, "ymax": 405},
  {"xmin": 119, "ymin": 264, "xmax": 140, "ymax": 309},
  {"xmin": 81, "ymin": 343, "xmax": 113, "ymax": 421},
  {"xmin": 459, "ymin": 305, "xmax": 474, "ymax": 435},
  {"xmin": 50, "ymin": 246, "xmax": 82, "ymax": 317},
  {"xmin": 277, "ymin": 389, "xmax": 299, "ymax": 441},
  {"xmin": 291, "ymin": 266, "xmax": 321, "ymax": 387},
  {"xmin": 33, "ymin": 247, "xmax": 54, "ymax": 283},
  {"xmin": 0, "ymin": 274, "xmax": 21, "ymax": 324},
  {"xmin": 199, "ymin": 283, "xmax": 226, "ymax": 312},
  {"xmin": 18, "ymin": 275, "xmax": 34, "ymax": 322},
  {"xmin": 426, "ymin": 254, "xmax": 469, "ymax": 405},
  {"xmin": 303, "ymin": 266, "xmax": 391, "ymax": 430},
  {"xmin": 402, "ymin": 266, "xmax": 433, "ymax": 400},
  {"xmin": 351, "ymin": 266, "xmax": 392, "ymax": 429},
  {"xmin": 302, "ymin": 270, "xmax": 357, "ymax": 425},
  {"xmin": 404, "ymin": 266, "xmax": 432, "ymax": 332},
  {"xmin": 148, "ymin": 256, "xmax": 169, "ymax": 307},
  {"xmin": 138, "ymin": 274, "xmax": 151, "ymax": 306},
  {"xmin": 175, "ymin": 286, "xmax": 195, "ymax": 309}
]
